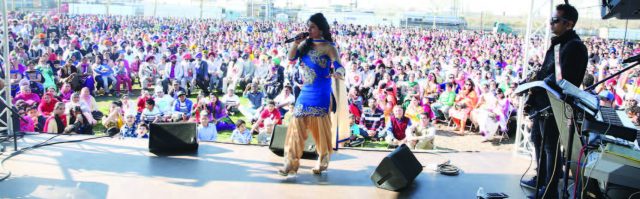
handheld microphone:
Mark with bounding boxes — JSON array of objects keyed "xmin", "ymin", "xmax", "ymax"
[{"xmin": 283, "ymin": 32, "xmax": 309, "ymax": 44}]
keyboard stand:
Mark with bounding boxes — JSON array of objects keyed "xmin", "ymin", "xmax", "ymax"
[{"xmin": 548, "ymin": 90, "xmax": 587, "ymax": 198}]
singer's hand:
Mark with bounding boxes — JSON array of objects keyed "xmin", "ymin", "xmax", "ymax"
[
  {"xmin": 328, "ymin": 73, "xmax": 344, "ymax": 80},
  {"xmin": 294, "ymin": 32, "xmax": 307, "ymax": 45}
]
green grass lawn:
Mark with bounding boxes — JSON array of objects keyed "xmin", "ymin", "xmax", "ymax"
[{"xmin": 94, "ymin": 84, "xmax": 390, "ymax": 148}]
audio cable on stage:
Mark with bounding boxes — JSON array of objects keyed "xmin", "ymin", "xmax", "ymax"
[{"xmin": 436, "ymin": 160, "xmax": 460, "ymax": 176}]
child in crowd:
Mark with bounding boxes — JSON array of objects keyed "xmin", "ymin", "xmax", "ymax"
[
  {"xmin": 346, "ymin": 114, "xmax": 365, "ymax": 147},
  {"xmin": 257, "ymin": 117, "xmax": 275, "ymax": 145},
  {"xmin": 197, "ymin": 111, "xmax": 218, "ymax": 142},
  {"xmin": 136, "ymin": 123, "xmax": 149, "ymax": 138},
  {"xmin": 27, "ymin": 106, "xmax": 47, "ymax": 132},
  {"xmin": 18, "ymin": 106, "xmax": 36, "ymax": 132},
  {"xmin": 120, "ymin": 113, "xmax": 138, "ymax": 138},
  {"xmin": 230, "ymin": 119, "xmax": 251, "ymax": 144}
]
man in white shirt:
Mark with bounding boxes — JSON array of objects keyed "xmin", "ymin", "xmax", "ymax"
[
  {"xmin": 153, "ymin": 87, "xmax": 175, "ymax": 114},
  {"xmin": 207, "ymin": 53, "xmax": 223, "ymax": 92},
  {"xmin": 274, "ymin": 85, "xmax": 295, "ymax": 115},
  {"xmin": 161, "ymin": 54, "xmax": 185, "ymax": 93},
  {"xmin": 220, "ymin": 88, "xmax": 240, "ymax": 115}
]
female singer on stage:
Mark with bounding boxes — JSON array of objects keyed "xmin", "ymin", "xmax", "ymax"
[{"xmin": 279, "ymin": 13, "xmax": 346, "ymax": 176}]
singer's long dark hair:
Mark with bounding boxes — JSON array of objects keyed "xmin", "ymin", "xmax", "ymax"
[{"xmin": 299, "ymin": 13, "xmax": 333, "ymax": 57}]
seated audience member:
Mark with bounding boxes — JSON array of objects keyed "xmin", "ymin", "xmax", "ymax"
[
  {"xmin": 173, "ymin": 91, "xmax": 193, "ymax": 121},
  {"xmin": 114, "ymin": 58, "xmax": 133, "ymax": 96},
  {"xmin": 18, "ymin": 106, "xmax": 36, "ymax": 132},
  {"xmin": 626, "ymin": 106, "xmax": 640, "ymax": 127},
  {"xmin": 102, "ymin": 101, "xmax": 124, "ymax": 129},
  {"xmin": 359, "ymin": 98, "xmax": 385, "ymax": 141},
  {"xmin": 473, "ymin": 87, "xmax": 509, "ymax": 141},
  {"xmin": 281, "ymin": 104, "xmax": 294, "ymax": 125},
  {"xmin": 28, "ymin": 105, "xmax": 47, "ymax": 132},
  {"xmin": 13, "ymin": 85, "xmax": 40, "ymax": 105},
  {"xmin": 273, "ymin": 85, "xmax": 295, "ymax": 115},
  {"xmin": 197, "ymin": 111, "xmax": 218, "ymax": 142},
  {"xmin": 141, "ymin": 98, "xmax": 163, "ymax": 123},
  {"xmin": 192, "ymin": 95, "xmax": 211, "ymax": 122},
  {"xmin": 448, "ymin": 80, "xmax": 478, "ymax": 135},
  {"xmin": 406, "ymin": 113, "xmax": 436, "ymax": 150},
  {"xmin": 208, "ymin": 94, "xmax": 236, "ymax": 131},
  {"xmin": 79, "ymin": 87, "xmax": 98, "ymax": 113},
  {"xmin": 94, "ymin": 59, "xmax": 116, "ymax": 95},
  {"xmin": 120, "ymin": 113, "xmax": 138, "ymax": 138},
  {"xmin": 256, "ymin": 117, "xmax": 275, "ymax": 145},
  {"xmin": 623, "ymin": 96, "xmax": 638, "ymax": 111},
  {"xmin": 120, "ymin": 94, "xmax": 138, "ymax": 116},
  {"xmin": 45, "ymin": 87, "xmax": 61, "ymax": 102},
  {"xmin": 348, "ymin": 88, "xmax": 364, "ymax": 122},
  {"xmin": 167, "ymin": 80, "xmax": 187, "ymax": 99},
  {"xmin": 431, "ymin": 82, "xmax": 456, "ymax": 120},
  {"xmin": 64, "ymin": 106, "xmax": 93, "ymax": 134},
  {"xmin": 136, "ymin": 123, "xmax": 149, "ymax": 138},
  {"xmin": 58, "ymin": 83, "xmax": 74, "ymax": 102},
  {"xmin": 230, "ymin": 120, "xmax": 252, "ymax": 144},
  {"xmin": 44, "ymin": 102, "xmax": 68, "ymax": 134},
  {"xmin": 154, "ymin": 86, "xmax": 174, "ymax": 114},
  {"xmin": 38, "ymin": 93, "xmax": 59, "ymax": 117},
  {"xmin": 221, "ymin": 88, "xmax": 241, "ymax": 114},
  {"xmin": 66, "ymin": 92, "xmax": 98, "ymax": 125},
  {"xmin": 382, "ymin": 105, "xmax": 412, "ymax": 147},
  {"xmin": 420, "ymin": 96, "xmax": 436, "ymax": 121},
  {"xmin": 241, "ymin": 82, "xmax": 265, "ymax": 120},
  {"xmin": 251, "ymin": 101, "xmax": 282, "ymax": 133},
  {"xmin": 346, "ymin": 115, "xmax": 366, "ymax": 147},
  {"xmin": 136, "ymin": 90, "xmax": 153, "ymax": 113},
  {"xmin": 404, "ymin": 96, "xmax": 425, "ymax": 124}
]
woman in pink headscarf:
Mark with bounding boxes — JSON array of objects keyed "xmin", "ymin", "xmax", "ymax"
[
  {"xmin": 13, "ymin": 85, "xmax": 40, "ymax": 106},
  {"xmin": 59, "ymin": 83, "xmax": 74, "ymax": 102},
  {"xmin": 79, "ymin": 87, "xmax": 98, "ymax": 112}
]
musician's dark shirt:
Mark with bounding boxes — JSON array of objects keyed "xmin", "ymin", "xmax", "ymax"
[{"xmin": 529, "ymin": 30, "xmax": 588, "ymax": 111}]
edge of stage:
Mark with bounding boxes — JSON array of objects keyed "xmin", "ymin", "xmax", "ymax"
[{"xmin": 0, "ymin": 134, "xmax": 531, "ymax": 198}]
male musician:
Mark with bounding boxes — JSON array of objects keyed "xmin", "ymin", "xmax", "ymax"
[{"xmin": 521, "ymin": 4, "xmax": 588, "ymax": 199}]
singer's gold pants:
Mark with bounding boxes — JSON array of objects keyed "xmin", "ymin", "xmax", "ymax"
[{"xmin": 283, "ymin": 115, "xmax": 333, "ymax": 172}]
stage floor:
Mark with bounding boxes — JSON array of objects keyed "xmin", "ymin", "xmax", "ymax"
[{"xmin": 1, "ymin": 134, "xmax": 532, "ymax": 198}]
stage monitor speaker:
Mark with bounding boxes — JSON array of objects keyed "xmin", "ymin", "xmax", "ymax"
[
  {"xmin": 149, "ymin": 122, "xmax": 198, "ymax": 153},
  {"xmin": 370, "ymin": 144, "xmax": 423, "ymax": 191},
  {"xmin": 269, "ymin": 125, "xmax": 318, "ymax": 159}
]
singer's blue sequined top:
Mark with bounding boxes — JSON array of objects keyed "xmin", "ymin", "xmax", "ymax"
[{"xmin": 291, "ymin": 45, "xmax": 344, "ymax": 117}]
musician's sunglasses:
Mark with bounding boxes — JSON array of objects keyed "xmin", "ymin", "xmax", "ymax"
[{"xmin": 550, "ymin": 17, "xmax": 569, "ymax": 25}]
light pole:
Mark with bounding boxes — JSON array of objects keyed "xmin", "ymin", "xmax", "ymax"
[{"xmin": 153, "ymin": 0, "xmax": 158, "ymax": 17}]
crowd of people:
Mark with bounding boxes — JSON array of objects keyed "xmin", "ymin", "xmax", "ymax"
[{"xmin": 4, "ymin": 12, "xmax": 639, "ymax": 149}]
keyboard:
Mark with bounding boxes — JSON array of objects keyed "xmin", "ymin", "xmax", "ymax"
[{"xmin": 583, "ymin": 106, "xmax": 639, "ymax": 142}]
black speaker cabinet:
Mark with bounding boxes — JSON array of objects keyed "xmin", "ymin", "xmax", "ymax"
[
  {"xmin": 149, "ymin": 122, "xmax": 198, "ymax": 153},
  {"xmin": 269, "ymin": 125, "xmax": 318, "ymax": 159},
  {"xmin": 370, "ymin": 144, "xmax": 423, "ymax": 191}
]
